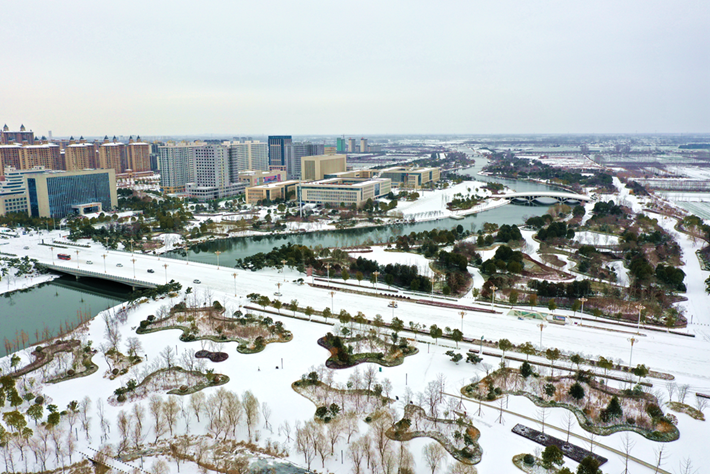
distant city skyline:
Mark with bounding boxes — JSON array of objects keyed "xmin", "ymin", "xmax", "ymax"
[{"xmin": 1, "ymin": 1, "xmax": 708, "ymax": 135}]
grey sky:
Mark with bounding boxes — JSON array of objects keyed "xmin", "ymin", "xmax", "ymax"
[{"xmin": 1, "ymin": 0, "xmax": 708, "ymax": 136}]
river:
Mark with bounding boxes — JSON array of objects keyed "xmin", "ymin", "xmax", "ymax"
[{"xmin": 0, "ymin": 154, "xmax": 559, "ymax": 351}]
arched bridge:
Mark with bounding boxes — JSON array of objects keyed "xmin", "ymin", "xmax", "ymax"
[{"xmin": 501, "ymin": 191, "xmax": 592, "ymax": 205}]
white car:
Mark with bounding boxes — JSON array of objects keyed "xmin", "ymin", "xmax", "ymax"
[
  {"xmin": 388, "ymin": 301, "xmax": 398, "ymax": 308},
  {"xmin": 193, "ymin": 279, "xmax": 201, "ymax": 284},
  {"xmin": 116, "ymin": 263, "xmax": 123, "ymax": 267}
]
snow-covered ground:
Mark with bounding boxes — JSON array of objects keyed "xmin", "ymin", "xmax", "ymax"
[{"xmin": 2, "ymin": 223, "xmax": 710, "ymax": 473}]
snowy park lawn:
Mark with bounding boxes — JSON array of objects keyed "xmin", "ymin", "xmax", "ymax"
[{"xmin": 318, "ymin": 331, "xmax": 418, "ymax": 368}]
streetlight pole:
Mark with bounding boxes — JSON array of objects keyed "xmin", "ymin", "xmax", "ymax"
[
  {"xmin": 50, "ymin": 246, "xmax": 54, "ymax": 265},
  {"xmin": 373, "ymin": 271, "xmax": 380, "ymax": 293},
  {"xmin": 131, "ymin": 258, "xmax": 137, "ymax": 279},
  {"xmin": 459, "ymin": 311, "xmax": 465, "ymax": 331},
  {"xmin": 538, "ymin": 322, "xmax": 546, "ymax": 350},
  {"xmin": 163, "ymin": 264, "xmax": 169, "ymax": 284},
  {"xmin": 281, "ymin": 259, "xmax": 287, "ymax": 282},
  {"xmin": 325, "ymin": 263, "xmax": 331, "ymax": 286},
  {"xmin": 391, "ymin": 300, "xmax": 396, "ymax": 319},
  {"xmin": 276, "ymin": 282, "xmax": 282, "ymax": 294},
  {"xmin": 627, "ymin": 337, "xmax": 638, "ymax": 386},
  {"xmin": 232, "ymin": 272, "xmax": 237, "ymax": 296},
  {"xmin": 490, "ymin": 285, "xmax": 497, "ymax": 307},
  {"xmin": 102, "ymin": 254, "xmax": 107, "ymax": 273},
  {"xmin": 215, "ymin": 251, "xmax": 221, "ymax": 270},
  {"xmin": 636, "ymin": 304, "xmax": 645, "ymax": 334},
  {"xmin": 75, "ymin": 250, "xmax": 80, "ymax": 269},
  {"xmin": 579, "ymin": 297, "xmax": 587, "ymax": 320},
  {"xmin": 330, "ymin": 291, "xmax": 335, "ymax": 311}
]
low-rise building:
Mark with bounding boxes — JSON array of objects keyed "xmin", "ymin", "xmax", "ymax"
[
  {"xmin": 185, "ymin": 181, "xmax": 247, "ymax": 201},
  {"xmin": 298, "ymin": 177, "xmax": 391, "ymax": 208},
  {"xmin": 245, "ymin": 180, "xmax": 300, "ymax": 204},
  {"xmin": 0, "ymin": 166, "xmax": 47, "ymax": 216},
  {"xmin": 238, "ymin": 169, "xmax": 286, "ymax": 187},
  {"xmin": 378, "ymin": 166, "xmax": 440, "ymax": 189}
]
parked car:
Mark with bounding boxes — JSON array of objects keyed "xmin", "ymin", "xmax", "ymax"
[
  {"xmin": 193, "ymin": 279, "xmax": 201, "ymax": 284},
  {"xmin": 86, "ymin": 261, "xmax": 93, "ymax": 265},
  {"xmin": 23, "ymin": 246, "xmax": 29, "ymax": 250},
  {"xmin": 147, "ymin": 269, "xmax": 155, "ymax": 273},
  {"xmin": 116, "ymin": 263, "xmax": 123, "ymax": 267},
  {"xmin": 388, "ymin": 301, "xmax": 398, "ymax": 308}
]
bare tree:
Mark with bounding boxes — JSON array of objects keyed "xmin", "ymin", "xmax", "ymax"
[
  {"xmin": 422, "ymin": 442, "xmax": 446, "ymax": 474},
  {"xmin": 116, "ymin": 409, "xmax": 132, "ymax": 454},
  {"xmin": 325, "ymin": 416, "xmax": 344, "ymax": 454},
  {"xmin": 224, "ymin": 391, "xmax": 243, "ymax": 440},
  {"xmin": 619, "ymin": 433, "xmax": 635, "ymax": 474},
  {"xmin": 677, "ymin": 384, "xmax": 690, "ymax": 404},
  {"xmin": 279, "ymin": 420, "xmax": 292, "ymax": 443},
  {"xmin": 160, "ymin": 345, "xmax": 176, "ymax": 369},
  {"xmin": 676, "ymin": 457, "xmax": 698, "ymax": 474},
  {"xmin": 295, "ymin": 419, "xmax": 318, "ymax": 470},
  {"xmin": 125, "ymin": 337, "xmax": 144, "ymax": 359},
  {"xmin": 261, "ymin": 402, "xmax": 272, "ymax": 432},
  {"xmin": 696, "ymin": 396, "xmax": 708, "ymax": 414},
  {"xmin": 131, "ymin": 402, "xmax": 146, "ymax": 448},
  {"xmin": 97, "ymin": 398, "xmax": 111, "ymax": 442},
  {"xmin": 149, "ymin": 395, "xmax": 167, "ymax": 442},
  {"xmin": 65, "ymin": 432, "xmax": 76, "ymax": 465},
  {"xmin": 315, "ymin": 426, "xmax": 329, "ymax": 468},
  {"xmin": 371, "ymin": 411, "xmax": 393, "ymax": 468},
  {"xmin": 537, "ymin": 406, "xmax": 548, "ymax": 434},
  {"xmin": 665, "ymin": 381, "xmax": 676, "ymax": 402},
  {"xmin": 343, "ymin": 410, "xmax": 360, "ymax": 442},
  {"xmin": 397, "ymin": 443, "xmax": 416, "ymax": 474},
  {"xmin": 190, "ymin": 391, "xmax": 206, "ymax": 422},
  {"xmin": 654, "ymin": 445, "xmax": 666, "ymax": 474},
  {"xmin": 150, "ymin": 458, "xmax": 169, "ymax": 474},
  {"xmin": 348, "ymin": 435, "xmax": 368, "ymax": 474},
  {"xmin": 242, "ymin": 390, "xmax": 260, "ymax": 442},
  {"xmin": 79, "ymin": 396, "xmax": 92, "ymax": 441},
  {"xmin": 448, "ymin": 462, "xmax": 477, "ymax": 473},
  {"xmin": 164, "ymin": 396, "xmax": 181, "ymax": 437},
  {"xmin": 363, "ymin": 365, "xmax": 378, "ymax": 394}
]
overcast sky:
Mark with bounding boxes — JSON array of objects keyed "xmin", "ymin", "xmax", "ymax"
[{"xmin": 1, "ymin": 1, "xmax": 708, "ymax": 137}]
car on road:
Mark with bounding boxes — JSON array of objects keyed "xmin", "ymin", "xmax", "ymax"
[
  {"xmin": 23, "ymin": 246, "xmax": 29, "ymax": 250},
  {"xmin": 147, "ymin": 269, "xmax": 155, "ymax": 273},
  {"xmin": 116, "ymin": 263, "xmax": 123, "ymax": 267},
  {"xmin": 274, "ymin": 292, "xmax": 282, "ymax": 297},
  {"xmin": 86, "ymin": 261, "xmax": 93, "ymax": 265},
  {"xmin": 388, "ymin": 301, "xmax": 398, "ymax": 308},
  {"xmin": 193, "ymin": 279, "xmax": 201, "ymax": 284}
]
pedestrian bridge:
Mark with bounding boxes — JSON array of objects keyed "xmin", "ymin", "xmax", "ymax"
[
  {"xmin": 43, "ymin": 264, "xmax": 157, "ymax": 290},
  {"xmin": 501, "ymin": 191, "xmax": 592, "ymax": 205}
]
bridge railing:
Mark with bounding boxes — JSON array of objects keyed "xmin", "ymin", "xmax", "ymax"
[{"xmin": 43, "ymin": 264, "xmax": 157, "ymax": 289}]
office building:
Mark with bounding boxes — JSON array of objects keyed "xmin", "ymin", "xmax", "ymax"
[
  {"xmin": 324, "ymin": 146, "xmax": 337, "ymax": 155},
  {"xmin": 25, "ymin": 168, "xmax": 117, "ymax": 218},
  {"xmin": 348, "ymin": 138, "xmax": 356, "ymax": 152},
  {"xmin": 360, "ymin": 138, "xmax": 368, "ymax": 153},
  {"xmin": 301, "ymin": 154, "xmax": 347, "ymax": 181},
  {"xmin": 98, "ymin": 137, "xmax": 126, "ymax": 174},
  {"xmin": 127, "ymin": 137, "xmax": 151, "ymax": 172},
  {"xmin": 378, "ymin": 166, "xmax": 441, "ymax": 189},
  {"xmin": 1, "ymin": 124, "xmax": 34, "ymax": 145},
  {"xmin": 268, "ymin": 136, "xmax": 292, "ymax": 168},
  {"xmin": 64, "ymin": 137, "xmax": 98, "ymax": 170},
  {"xmin": 0, "ymin": 166, "xmax": 47, "ymax": 216},
  {"xmin": 298, "ymin": 177, "xmax": 391, "ymax": 208},
  {"xmin": 336, "ymin": 137, "xmax": 346, "ymax": 153},
  {"xmin": 245, "ymin": 180, "xmax": 300, "ymax": 205},
  {"xmin": 290, "ymin": 142, "xmax": 325, "ymax": 180}
]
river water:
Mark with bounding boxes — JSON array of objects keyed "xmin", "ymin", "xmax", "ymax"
[{"xmin": 0, "ymin": 153, "xmax": 559, "ymax": 351}]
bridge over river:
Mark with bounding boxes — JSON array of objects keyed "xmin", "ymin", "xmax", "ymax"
[
  {"xmin": 42, "ymin": 263, "xmax": 157, "ymax": 290},
  {"xmin": 501, "ymin": 191, "xmax": 592, "ymax": 205}
]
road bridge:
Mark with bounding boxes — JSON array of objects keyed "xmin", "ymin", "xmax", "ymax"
[
  {"xmin": 501, "ymin": 191, "xmax": 592, "ymax": 205},
  {"xmin": 42, "ymin": 264, "xmax": 157, "ymax": 290}
]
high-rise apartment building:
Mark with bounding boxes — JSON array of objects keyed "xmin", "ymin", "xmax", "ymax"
[
  {"xmin": 228, "ymin": 140, "xmax": 269, "ymax": 181},
  {"xmin": 348, "ymin": 138, "xmax": 356, "ymax": 153},
  {"xmin": 64, "ymin": 137, "xmax": 98, "ymax": 170},
  {"xmin": 336, "ymin": 137, "xmax": 346, "ymax": 153},
  {"xmin": 268, "ymin": 136, "xmax": 292, "ymax": 168},
  {"xmin": 360, "ymin": 138, "xmax": 368, "ymax": 153},
  {"xmin": 127, "ymin": 137, "xmax": 151, "ymax": 172},
  {"xmin": 98, "ymin": 137, "xmax": 126, "ymax": 175},
  {"xmin": 1, "ymin": 124, "xmax": 34, "ymax": 145},
  {"xmin": 159, "ymin": 142, "xmax": 199, "ymax": 193},
  {"xmin": 0, "ymin": 140, "xmax": 61, "ymax": 175}
]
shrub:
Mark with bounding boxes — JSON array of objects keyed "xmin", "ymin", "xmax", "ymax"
[
  {"xmin": 34, "ymin": 396, "xmax": 44, "ymax": 405},
  {"xmin": 117, "ymin": 394, "xmax": 126, "ymax": 402},
  {"xmin": 112, "ymin": 368, "xmax": 119, "ymax": 376},
  {"xmin": 523, "ymin": 453, "xmax": 535, "ymax": 465},
  {"xmin": 646, "ymin": 403, "xmax": 663, "ymax": 419},
  {"xmin": 520, "ymin": 361, "xmax": 533, "ymax": 378},
  {"xmin": 139, "ymin": 320, "xmax": 149, "ymax": 329},
  {"xmin": 67, "ymin": 369, "xmax": 75, "ymax": 376},
  {"xmin": 147, "ymin": 315, "xmax": 155, "ymax": 321},
  {"xmin": 180, "ymin": 385, "xmax": 188, "ymax": 392}
]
